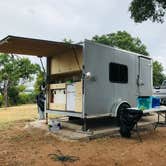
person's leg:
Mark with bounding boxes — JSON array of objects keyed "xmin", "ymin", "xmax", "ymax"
[
  {"xmin": 37, "ymin": 106, "xmax": 40, "ymax": 120},
  {"xmin": 38, "ymin": 107, "xmax": 44, "ymax": 120},
  {"xmin": 41, "ymin": 110, "xmax": 45, "ymax": 120}
]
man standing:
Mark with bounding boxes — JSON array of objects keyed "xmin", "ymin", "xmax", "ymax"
[{"xmin": 36, "ymin": 85, "xmax": 46, "ymax": 120}]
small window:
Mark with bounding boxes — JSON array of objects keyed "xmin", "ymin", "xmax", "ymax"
[{"xmin": 109, "ymin": 62, "xmax": 128, "ymax": 83}]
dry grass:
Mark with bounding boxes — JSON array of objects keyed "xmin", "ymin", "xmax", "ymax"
[{"xmin": 0, "ymin": 104, "xmax": 38, "ymax": 130}]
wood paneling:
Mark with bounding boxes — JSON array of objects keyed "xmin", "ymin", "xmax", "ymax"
[
  {"xmin": 49, "ymin": 103, "xmax": 66, "ymax": 110},
  {"xmin": 75, "ymin": 81, "xmax": 82, "ymax": 112},
  {"xmin": 48, "ymin": 81, "xmax": 82, "ymax": 112},
  {"xmin": 50, "ymin": 83, "xmax": 66, "ymax": 89},
  {"xmin": 50, "ymin": 48, "xmax": 83, "ymax": 75},
  {"xmin": 0, "ymin": 35, "xmax": 82, "ymax": 57}
]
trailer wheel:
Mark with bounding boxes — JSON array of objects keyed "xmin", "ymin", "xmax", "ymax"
[{"xmin": 117, "ymin": 103, "xmax": 130, "ymax": 125}]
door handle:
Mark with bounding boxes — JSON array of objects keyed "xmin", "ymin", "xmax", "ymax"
[{"xmin": 138, "ymin": 79, "xmax": 144, "ymax": 86}]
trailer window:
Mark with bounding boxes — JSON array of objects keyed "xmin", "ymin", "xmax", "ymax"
[{"xmin": 109, "ymin": 63, "xmax": 128, "ymax": 83}]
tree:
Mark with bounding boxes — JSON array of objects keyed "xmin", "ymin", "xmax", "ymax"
[
  {"xmin": 129, "ymin": 0, "xmax": 166, "ymax": 23},
  {"xmin": 8, "ymin": 85, "xmax": 26, "ymax": 105},
  {"xmin": 63, "ymin": 38, "xmax": 73, "ymax": 44},
  {"xmin": 92, "ymin": 31, "xmax": 149, "ymax": 55},
  {"xmin": 34, "ymin": 71, "xmax": 45, "ymax": 95},
  {"xmin": 153, "ymin": 61, "xmax": 165, "ymax": 86},
  {"xmin": 0, "ymin": 54, "xmax": 40, "ymax": 107},
  {"xmin": 92, "ymin": 31, "xmax": 165, "ymax": 85}
]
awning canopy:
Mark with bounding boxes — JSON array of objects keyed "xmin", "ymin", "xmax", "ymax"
[{"xmin": 0, "ymin": 35, "xmax": 82, "ymax": 57}]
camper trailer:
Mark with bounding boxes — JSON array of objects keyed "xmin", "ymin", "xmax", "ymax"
[{"xmin": 0, "ymin": 36, "xmax": 153, "ymax": 129}]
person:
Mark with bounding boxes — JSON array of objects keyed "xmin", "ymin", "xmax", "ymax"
[{"xmin": 36, "ymin": 84, "xmax": 46, "ymax": 120}]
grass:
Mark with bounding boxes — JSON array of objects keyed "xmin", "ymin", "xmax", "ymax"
[
  {"xmin": 48, "ymin": 153, "xmax": 79, "ymax": 163},
  {"xmin": 0, "ymin": 104, "xmax": 38, "ymax": 130}
]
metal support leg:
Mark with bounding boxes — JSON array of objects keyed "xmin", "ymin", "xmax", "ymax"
[
  {"xmin": 154, "ymin": 113, "xmax": 159, "ymax": 130},
  {"xmin": 82, "ymin": 118, "xmax": 87, "ymax": 131},
  {"xmin": 154, "ymin": 123, "xmax": 157, "ymax": 130},
  {"xmin": 158, "ymin": 113, "xmax": 160, "ymax": 123},
  {"xmin": 46, "ymin": 113, "xmax": 48, "ymax": 124},
  {"xmin": 154, "ymin": 112, "xmax": 166, "ymax": 130}
]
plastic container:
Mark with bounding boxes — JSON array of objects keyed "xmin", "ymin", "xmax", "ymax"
[
  {"xmin": 137, "ymin": 97, "xmax": 152, "ymax": 110},
  {"xmin": 48, "ymin": 120, "xmax": 61, "ymax": 132},
  {"xmin": 152, "ymin": 97, "xmax": 160, "ymax": 108}
]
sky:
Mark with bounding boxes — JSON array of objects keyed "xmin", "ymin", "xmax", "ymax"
[{"xmin": 0, "ymin": 0, "xmax": 166, "ymax": 73}]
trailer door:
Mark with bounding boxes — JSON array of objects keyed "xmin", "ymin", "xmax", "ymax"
[{"xmin": 138, "ymin": 57, "xmax": 152, "ymax": 96}]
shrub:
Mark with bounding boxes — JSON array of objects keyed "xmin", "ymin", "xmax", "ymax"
[
  {"xmin": 18, "ymin": 93, "xmax": 36, "ymax": 105},
  {"xmin": 0, "ymin": 95, "xmax": 3, "ymax": 107}
]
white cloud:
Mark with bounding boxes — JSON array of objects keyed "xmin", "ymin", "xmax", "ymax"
[{"xmin": 0, "ymin": 0, "xmax": 166, "ymax": 72}]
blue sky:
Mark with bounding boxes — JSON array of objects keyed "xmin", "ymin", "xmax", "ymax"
[{"xmin": 0, "ymin": 0, "xmax": 166, "ymax": 72}]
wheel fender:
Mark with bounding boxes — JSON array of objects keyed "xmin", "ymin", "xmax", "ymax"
[{"xmin": 111, "ymin": 100, "xmax": 130, "ymax": 117}]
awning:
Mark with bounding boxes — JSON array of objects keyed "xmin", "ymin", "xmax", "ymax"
[{"xmin": 0, "ymin": 35, "xmax": 82, "ymax": 57}]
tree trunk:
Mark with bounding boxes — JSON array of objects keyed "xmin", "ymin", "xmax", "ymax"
[{"xmin": 4, "ymin": 80, "xmax": 9, "ymax": 107}]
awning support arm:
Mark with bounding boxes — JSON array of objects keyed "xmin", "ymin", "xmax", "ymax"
[{"xmin": 39, "ymin": 57, "xmax": 46, "ymax": 74}]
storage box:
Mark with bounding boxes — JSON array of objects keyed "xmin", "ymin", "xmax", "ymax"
[
  {"xmin": 137, "ymin": 96, "xmax": 160, "ymax": 110},
  {"xmin": 137, "ymin": 97, "xmax": 152, "ymax": 110},
  {"xmin": 152, "ymin": 97, "xmax": 160, "ymax": 108},
  {"xmin": 48, "ymin": 120, "xmax": 61, "ymax": 133}
]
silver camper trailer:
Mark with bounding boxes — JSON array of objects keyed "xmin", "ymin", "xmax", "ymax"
[{"xmin": 0, "ymin": 36, "xmax": 153, "ymax": 129}]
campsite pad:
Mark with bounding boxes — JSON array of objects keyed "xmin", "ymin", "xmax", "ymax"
[
  {"xmin": 1, "ymin": 114, "xmax": 166, "ymax": 166},
  {"xmin": 25, "ymin": 114, "xmax": 157, "ymax": 141}
]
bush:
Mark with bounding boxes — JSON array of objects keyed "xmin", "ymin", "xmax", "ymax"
[
  {"xmin": 18, "ymin": 93, "xmax": 36, "ymax": 105},
  {"xmin": 0, "ymin": 95, "xmax": 3, "ymax": 107},
  {"xmin": 0, "ymin": 92, "xmax": 36, "ymax": 107}
]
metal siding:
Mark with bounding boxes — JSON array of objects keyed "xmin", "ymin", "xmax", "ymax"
[
  {"xmin": 113, "ymin": 50, "xmax": 138, "ymax": 108},
  {"xmin": 84, "ymin": 41, "xmax": 138, "ymax": 117}
]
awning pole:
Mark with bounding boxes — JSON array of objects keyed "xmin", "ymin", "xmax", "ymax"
[{"xmin": 39, "ymin": 57, "xmax": 46, "ymax": 74}]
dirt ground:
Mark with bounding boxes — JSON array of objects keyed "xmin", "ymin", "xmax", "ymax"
[{"xmin": 1, "ymin": 105, "xmax": 166, "ymax": 166}]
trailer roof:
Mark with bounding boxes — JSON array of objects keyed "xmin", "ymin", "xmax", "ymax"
[
  {"xmin": 85, "ymin": 40, "xmax": 152, "ymax": 60},
  {"xmin": 0, "ymin": 35, "xmax": 82, "ymax": 57}
]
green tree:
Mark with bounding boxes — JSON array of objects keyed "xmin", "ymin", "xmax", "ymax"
[
  {"xmin": 153, "ymin": 61, "xmax": 165, "ymax": 86},
  {"xmin": 34, "ymin": 71, "xmax": 45, "ymax": 95},
  {"xmin": 129, "ymin": 0, "xmax": 166, "ymax": 23},
  {"xmin": 0, "ymin": 94, "xmax": 3, "ymax": 107},
  {"xmin": 63, "ymin": 38, "xmax": 73, "ymax": 44},
  {"xmin": 92, "ymin": 31, "xmax": 149, "ymax": 55},
  {"xmin": 0, "ymin": 54, "xmax": 40, "ymax": 107},
  {"xmin": 92, "ymin": 31, "xmax": 165, "ymax": 85},
  {"xmin": 8, "ymin": 85, "xmax": 26, "ymax": 105}
]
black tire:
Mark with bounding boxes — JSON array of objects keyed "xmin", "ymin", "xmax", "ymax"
[{"xmin": 117, "ymin": 103, "xmax": 130, "ymax": 125}]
